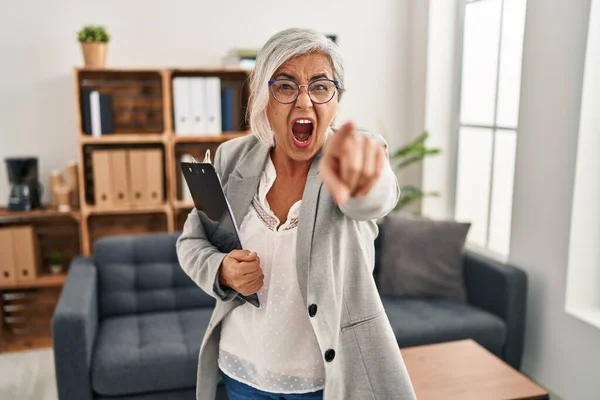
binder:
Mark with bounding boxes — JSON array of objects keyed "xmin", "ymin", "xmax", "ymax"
[
  {"xmin": 110, "ymin": 150, "xmax": 130, "ymax": 207},
  {"xmin": 128, "ymin": 149, "xmax": 148, "ymax": 206},
  {"xmin": 89, "ymin": 91, "xmax": 114, "ymax": 136},
  {"xmin": 221, "ymin": 87, "xmax": 234, "ymax": 132},
  {"xmin": 180, "ymin": 157, "xmax": 260, "ymax": 309},
  {"xmin": 81, "ymin": 88, "xmax": 92, "ymax": 134},
  {"xmin": 0, "ymin": 228, "xmax": 17, "ymax": 286},
  {"xmin": 12, "ymin": 226, "xmax": 41, "ymax": 282},
  {"xmin": 173, "ymin": 77, "xmax": 193, "ymax": 135},
  {"xmin": 145, "ymin": 149, "xmax": 164, "ymax": 205},
  {"xmin": 90, "ymin": 91, "xmax": 102, "ymax": 136},
  {"xmin": 222, "ymin": 80, "xmax": 244, "ymax": 130},
  {"xmin": 92, "ymin": 150, "xmax": 113, "ymax": 208},
  {"xmin": 99, "ymin": 93, "xmax": 114, "ymax": 134},
  {"xmin": 190, "ymin": 77, "xmax": 207, "ymax": 134},
  {"xmin": 205, "ymin": 77, "xmax": 222, "ymax": 134}
]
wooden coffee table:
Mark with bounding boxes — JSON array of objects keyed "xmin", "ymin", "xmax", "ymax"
[{"xmin": 402, "ymin": 340, "xmax": 549, "ymax": 400}]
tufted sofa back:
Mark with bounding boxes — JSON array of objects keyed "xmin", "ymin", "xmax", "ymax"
[{"xmin": 93, "ymin": 232, "xmax": 215, "ymax": 319}]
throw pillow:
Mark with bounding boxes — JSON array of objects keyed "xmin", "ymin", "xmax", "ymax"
[{"xmin": 378, "ymin": 214, "xmax": 471, "ymax": 302}]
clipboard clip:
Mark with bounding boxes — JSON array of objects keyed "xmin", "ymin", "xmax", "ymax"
[{"xmin": 190, "ymin": 149, "xmax": 212, "ymax": 164}]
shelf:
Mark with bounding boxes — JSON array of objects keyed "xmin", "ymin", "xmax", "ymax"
[
  {"xmin": 0, "ymin": 332, "xmax": 54, "ymax": 353},
  {"xmin": 84, "ymin": 203, "xmax": 170, "ymax": 216},
  {"xmin": 0, "ymin": 273, "xmax": 67, "ymax": 291},
  {"xmin": 79, "ymin": 134, "xmax": 165, "ymax": 144},
  {"xmin": 173, "ymin": 201, "xmax": 194, "ymax": 210},
  {"xmin": 171, "ymin": 67, "xmax": 252, "ymax": 74},
  {"xmin": 77, "ymin": 66, "xmax": 252, "ymax": 74},
  {"xmin": 76, "ymin": 66, "xmax": 163, "ymax": 73},
  {"xmin": 0, "ymin": 207, "xmax": 80, "ymax": 222},
  {"xmin": 173, "ymin": 132, "xmax": 249, "ymax": 143}
]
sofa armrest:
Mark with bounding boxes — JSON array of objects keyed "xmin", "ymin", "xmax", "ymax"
[
  {"xmin": 463, "ymin": 251, "xmax": 527, "ymax": 370},
  {"xmin": 52, "ymin": 256, "xmax": 98, "ymax": 400}
]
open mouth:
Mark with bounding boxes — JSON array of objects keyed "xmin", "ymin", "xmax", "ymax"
[{"xmin": 291, "ymin": 118, "xmax": 314, "ymax": 149}]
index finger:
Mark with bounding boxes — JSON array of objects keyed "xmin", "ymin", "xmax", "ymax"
[{"xmin": 319, "ymin": 155, "xmax": 351, "ymax": 205}]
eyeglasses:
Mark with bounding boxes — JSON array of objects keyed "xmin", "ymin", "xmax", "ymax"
[{"xmin": 268, "ymin": 79, "xmax": 339, "ymax": 104}]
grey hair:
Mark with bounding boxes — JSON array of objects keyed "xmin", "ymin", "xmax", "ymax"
[{"xmin": 248, "ymin": 28, "xmax": 345, "ymax": 146}]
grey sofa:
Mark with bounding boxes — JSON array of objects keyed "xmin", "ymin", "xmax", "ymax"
[
  {"xmin": 52, "ymin": 230, "xmax": 526, "ymax": 400},
  {"xmin": 52, "ymin": 233, "xmax": 228, "ymax": 400},
  {"xmin": 374, "ymin": 229, "xmax": 527, "ymax": 369}
]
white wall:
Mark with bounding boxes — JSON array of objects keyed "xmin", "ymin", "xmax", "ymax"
[
  {"xmin": 509, "ymin": 1, "xmax": 600, "ymax": 399},
  {"xmin": 396, "ymin": 0, "xmax": 430, "ymax": 214},
  {"xmin": 0, "ymin": 0, "xmax": 411, "ymax": 205},
  {"xmin": 565, "ymin": 0, "xmax": 600, "ymax": 327},
  {"xmin": 422, "ymin": 0, "xmax": 461, "ymax": 220}
]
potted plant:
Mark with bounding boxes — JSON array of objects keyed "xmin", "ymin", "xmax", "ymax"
[
  {"xmin": 78, "ymin": 25, "xmax": 110, "ymax": 68},
  {"xmin": 390, "ymin": 131, "xmax": 442, "ymax": 213},
  {"xmin": 49, "ymin": 250, "xmax": 63, "ymax": 275}
]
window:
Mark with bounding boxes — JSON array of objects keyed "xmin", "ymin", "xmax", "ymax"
[{"xmin": 455, "ymin": 0, "xmax": 527, "ymax": 256}]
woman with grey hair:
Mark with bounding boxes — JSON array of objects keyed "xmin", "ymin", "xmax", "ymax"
[{"xmin": 177, "ymin": 28, "xmax": 415, "ymax": 400}]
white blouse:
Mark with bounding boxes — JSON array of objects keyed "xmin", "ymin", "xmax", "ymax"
[{"xmin": 218, "ymin": 156, "xmax": 325, "ymax": 394}]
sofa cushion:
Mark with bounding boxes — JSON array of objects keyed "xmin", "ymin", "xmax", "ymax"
[
  {"xmin": 378, "ymin": 215, "xmax": 471, "ymax": 302},
  {"xmin": 92, "ymin": 308, "xmax": 211, "ymax": 396},
  {"xmin": 94, "ymin": 233, "xmax": 215, "ymax": 318},
  {"xmin": 382, "ymin": 296, "xmax": 507, "ymax": 356}
]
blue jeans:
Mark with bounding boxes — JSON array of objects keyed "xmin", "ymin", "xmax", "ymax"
[{"xmin": 221, "ymin": 372, "xmax": 324, "ymax": 400}]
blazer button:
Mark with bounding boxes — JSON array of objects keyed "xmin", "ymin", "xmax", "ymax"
[
  {"xmin": 308, "ymin": 304, "xmax": 318, "ymax": 317},
  {"xmin": 324, "ymin": 349, "xmax": 335, "ymax": 362}
]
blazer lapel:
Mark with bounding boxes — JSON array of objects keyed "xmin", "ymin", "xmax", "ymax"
[
  {"xmin": 221, "ymin": 141, "xmax": 270, "ymax": 308},
  {"xmin": 296, "ymin": 153, "xmax": 323, "ymax": 307},
  {"xmin": 224, "ymin": 142, "xmax": 270, "ymax": 231}
]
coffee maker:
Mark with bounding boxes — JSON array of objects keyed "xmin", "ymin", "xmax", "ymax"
[{"xmin": 5, "ymin": 157, "xmax": 43, "ymax": 211}]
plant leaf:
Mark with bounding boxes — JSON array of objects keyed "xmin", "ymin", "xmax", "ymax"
[
  {"xmin": 395, "ymin": 186, "xmax": 441, "ymax": 210},
  {"xmin": 392, "ymin": 132, "xmax": 428, "ymax": 158},
  {"xmin": 395, "ymin": 154, "xmax": 425, "ymax": 170}
]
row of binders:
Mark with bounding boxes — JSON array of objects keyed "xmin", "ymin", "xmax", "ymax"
[
  {"xmin": 81, "ymin": 89, "xmax": 114, "ymax": 136},
  {"xmin": 0, "ymin": 226, "xmax": 42, "ymax": 285},
  {"xmin": 173, "ymin": 77, "xmax": 244, "ymax": 135},
  {"xmin": 92, "ymin": 149, "xmax": 163, "ymax": 208}
]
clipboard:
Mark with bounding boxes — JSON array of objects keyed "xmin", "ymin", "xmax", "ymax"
[{"xmin": 181, "ymin": 151, "xmax": 260, "ymax": 308}]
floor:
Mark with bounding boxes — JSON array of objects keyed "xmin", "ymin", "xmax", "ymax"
[{"xmin": 0, "ymin": 349, "xmax": 58, "ymax": 400}]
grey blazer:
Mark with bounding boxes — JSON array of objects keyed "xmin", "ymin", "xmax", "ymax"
[{"xmin": 176, "ymin": 133, "xmax": 416, "ymax": 400}]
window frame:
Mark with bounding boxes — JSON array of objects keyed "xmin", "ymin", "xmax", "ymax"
[{"xmin": 452, "ymin": 0, "xmax": 522, "ymax": 253}]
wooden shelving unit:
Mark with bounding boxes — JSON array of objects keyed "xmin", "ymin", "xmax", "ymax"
[
  {"xmin": 0, "ymin": 66, "xmax": 251, "ymax": 353},
  {"xmin": 0, "ymin": 207, "xmax": 81, "ymax": 222},
  {"xmin": 80, "ymin": 133, "xmax": 166, "ymax": 145},
  {"xmin": 0, "ymin": 274, "xmax": 67, "ymax": 291},
  {"xmin": 74, "ymin": 66, "xmax": 251, "ymax": 255},
  {"xmin": 173, "ymin": 132, "xmax": 248, "ymax": 143}
]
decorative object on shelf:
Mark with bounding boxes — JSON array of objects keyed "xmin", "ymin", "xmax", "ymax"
[
  {"xmin": 49, "ymin": 251, "xmax": 63, "ymax": 275},
  {"xmin": 55, "ymin": 186, "xmax": 72, "ymax": 212},
  {"xmin": 65, "ymin": 161, "xmax": 79, "ymax": 209},
  {"xmin": 78, "ymin": 25, "xmax": 110, "ymax": 68},
  {"xmin": 5, "ymin": 157, "xmax": 43, "ymax": 212},
  {"xmin": 222, "ymin": 48, "xmax": 259, "ymax": 69},
  {"xmin": 50, "ymin": 170, "xmax": 64, "ymax": 208},
  {"xmin": 50, "ymin": 161, "xmax": 80, "ymax": 212}
]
